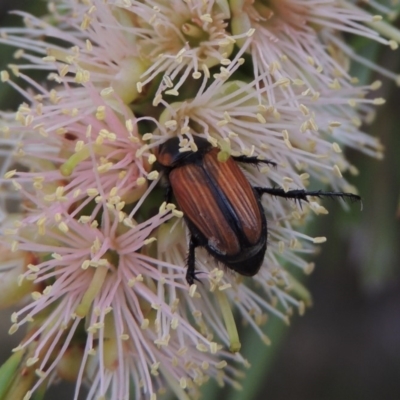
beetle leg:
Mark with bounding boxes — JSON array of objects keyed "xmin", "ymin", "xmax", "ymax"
[
  {"xmin": 255, "ymin": 187, "xmax": 361, "ymax": 204},
  {"xmin": 232, "ymin": 155, "xmax": 277, "ymax": 168},
  {"xmin": 186, "ymin": 236, "xmax": 201, "ymax": 285},
  {"xmin": 164, "ymin": 184, "xmax": 173, "ymax": 203}
]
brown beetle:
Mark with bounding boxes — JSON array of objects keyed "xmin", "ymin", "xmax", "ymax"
[{"xmin": 157, "ymin": 136, "xmax": 361, "ymax": 285}]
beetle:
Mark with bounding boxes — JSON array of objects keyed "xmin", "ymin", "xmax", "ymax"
[{"xmin": 156, "ymin": 136, "xmax": 361, "ymax": 285}]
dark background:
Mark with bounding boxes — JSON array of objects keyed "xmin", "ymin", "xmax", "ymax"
[{"xmin": 1, "ymin": 2, "xmax": 399, "ymax": 400}]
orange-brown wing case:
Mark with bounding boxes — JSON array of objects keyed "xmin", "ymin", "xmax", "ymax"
[
  {"xmin": 169, "ymin": 148, "xmax": 263, "ymax": 257},
  {"xmin": 169, "ymin": 162, "xmax": 241, "ymax": 256},
  {"xmin": 203, "ymin": 149, "xmax": 263, "ymax": 246}
]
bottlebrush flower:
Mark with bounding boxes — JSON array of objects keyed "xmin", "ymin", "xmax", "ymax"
[
  {"xmin": 230, "ymin": 0, "xmax": 399, "ymax": 104},
  {"xmin": 4, "ymin": 203, "xmax": 245, "ymax": 399},
  {"xmin": 0, "ymin": 1, "xmax": 398, "ymax": 399}
]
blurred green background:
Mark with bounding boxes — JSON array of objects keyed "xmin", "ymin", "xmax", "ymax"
[{"xmin": 1, "ymin": 1, "xmax": 399, "ymax": 399}]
